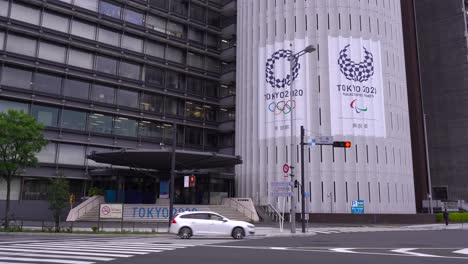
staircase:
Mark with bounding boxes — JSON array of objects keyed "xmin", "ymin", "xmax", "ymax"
[{"xmin": 77, "ymin": 206, "xmax": 100, "ymax": 221}]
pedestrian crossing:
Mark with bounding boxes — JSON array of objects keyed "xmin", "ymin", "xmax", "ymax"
[{"xmin": 0, "ymin": 238, "xmax": 194, "ymax": 264}]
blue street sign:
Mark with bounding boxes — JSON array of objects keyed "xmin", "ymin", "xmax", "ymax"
[
  {"xmin": 351, "ymin": 200, "xmax": 365, "ymax": 214},
  {"xmin": 304, "ymin": 192, "xmax": 310, "ymax": 198}
]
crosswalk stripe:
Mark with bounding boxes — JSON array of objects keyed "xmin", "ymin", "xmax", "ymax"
[
  {"xmin": 0, "ymin": 252, "xmax": 113, "ymax": 261},
  {"xmin": 0, "ymin": 248, "xmax": 132, "ymax": 258},
  {"xmin": 391, "ymin": 248, "xmax": 439, "ymax": 258},
  {"xmin": 2, "ymin": 245, "xmax": 149, "ymax": 255},
  {"xmin": 30, "ymin": 242, "xmax": 186, "ymax": 249},
  {"xmin": 454, "ymin": 248, "xmax": 468, "ymax": 255},
  {"xmin": 0, "ymin": 262, "xmax": 37, "ymax": 264},
  {"xmin": 9, "ymin": 244, "xmax": 163, "ymax": 253},
  {"xmin": 330, "ymin": 248, "xmax": 356, "ymax": 253},
  {"xmin": 0, "ymin": 257, "xmax": 92, "ymax": 264}
]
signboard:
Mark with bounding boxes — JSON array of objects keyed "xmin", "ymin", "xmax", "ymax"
[
  {"xmin": 328, "ymin": 36, "xmax": 386, "ymax": 138},
  {"xmin": 271, "ymin": 181, "xmax": 292, "ymax": 197},
  {"xmin": 184, "ymin": 176, "xmax": 189, "ymax": 188},
  {"xmin": 351, "ymin": 200, "xmax": 365, "ymax": 214},
  {"xmin": 282, "ymin": 163, "xmax": 290, "ymax": 174},
  {"xmin": 100, "ymin": 204, "xmax": 123, "ymax": 219},
  {"xmin": 314, "ymin": 136, "xmax": 334, "ymax": 145},
  {"xmin": 124, "ymin": 205, "xmax": 199, "ymax": 221},
  {"xmin": 159, "ymin": 180, "xmax": 169, "ymax": 198}
]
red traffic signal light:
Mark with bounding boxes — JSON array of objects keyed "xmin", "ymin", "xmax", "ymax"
[
  {"xmin": 333, "ymin": 141, "xmax": 352, "ymax": 148},
  {"xmin": 189, "ymin": 175, "xmax": 196, "ymax": 187}
]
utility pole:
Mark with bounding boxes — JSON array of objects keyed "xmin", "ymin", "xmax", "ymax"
[
  {"xmin": 168, "ymin": 123, "xmax": 177, "ymax": 227},
  {"xmin": 289, "ymin": 45, "xmax": 296, "ymax": 234},
  {"xmin": 300, "ymin": 126, "xmax": 306, "ymax": 233}
]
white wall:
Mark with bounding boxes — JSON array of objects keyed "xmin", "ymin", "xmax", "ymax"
[{"xmin": 0, "ymin": 177, "xmax": 21, "ymax": 201}]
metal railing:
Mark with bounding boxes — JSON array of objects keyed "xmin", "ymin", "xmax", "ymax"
[
  {"xmin": 223, "ymin": 198, "xmax": 259, "ymax": 222},
  {"xmin": 66, "ymin": 195, "xmax": 104, "ymax": 222}
]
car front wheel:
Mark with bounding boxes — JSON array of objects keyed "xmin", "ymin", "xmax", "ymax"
[
  {"xmin": 232, "ymin": 227, "xmax": 245, "ymax": 239},
  {"xmin": 179, "ymin": 227, "xmax": 192, "ymax": 239}
]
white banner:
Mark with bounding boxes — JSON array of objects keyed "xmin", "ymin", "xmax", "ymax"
[
  {"xmin": 328, "ymin": 36, "xmax": 386, "ymax": 137},
  {"xmin": 258, "ymin": 39, "xmax": 311, "ymax": 140},
  {"xmin": 100, "ymin": 204, "xmax": 123, "ymax": 219}
]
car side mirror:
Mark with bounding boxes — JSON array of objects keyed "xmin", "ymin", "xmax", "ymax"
[{"xmin": 222, "ymin": 219, "xmax": 228, "ymax": 222}]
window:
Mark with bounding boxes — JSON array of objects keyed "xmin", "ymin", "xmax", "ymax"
[
  {"xmin": 186, "ymin": 76, "xmax": 203, "ymax": 95},
  {"xmin": 206, "ymin": 57, "xmax": 220, "ymax": 73},
  {"xmin": 187, "ymin": 52, "xmax": 204, "ymax": 69},
  {"xmin": 119, "ymin": 61, "xmax": 141, "ymax": 80},
  {"xmin": 89, "ymin": 113, "xmax": 113, "ymax": 134},
  {"xmin": 71, "ymin": 20, "xmax": 96, "ymax": 40},
  {"xmin": 167, "ymin": 21, "xmax": 186, "ymax": 38},
  {"xmin": 114, "ymin": 117, "xmax": 137, "ymax": 137},
  {"xmin": 61, "ymin": 109, "xmax": 87, "ymax": 131},
  {"xmin": 139, "ymin": 121, "xmax": 163, "ymax": 138},
  {"xmin": 171, "ymin": 0, "xmax": 188, "ymax": 16},
  {"xmin": 63, "ymin": 79, "xmax": 90, "ymax": 99},
  {"xmin": 205, "ymin": 130, "xmax": 218, "ymax": 147},
  {"xmin": 96, "ymin": 56, "xmax": 117, "ymax": 75},
  {"xmin": 6, "ymin": 34, "xmax": 37, "ymax": 57},
  {"xmin": 190, "ymin": 4, "xmax": 205, "ymax": 23},
  {"xmin": 145, "ymin": 66, "xmax": 165, "ymax": 87},
  {"xmin": 146, "ymin": 15, "xmax": 166, "ymax": 33},
  {"xmin": 122, "ymin": 34, "xmax": 143, "ymax": 52},
  {"xmin": 36, "ymin": 143, "xmax": 57, "ymax": 163},
  {"xmin": 58, "ymin": 144, "xmax": 85, "ymax": 165},
  {"xmin": 31, "ymin": 105, "xmax": 59, "ymax": 127},
  {"xmin": 165, "ymin": 97, "xmax": 183, "ymax": 116},
  {"xmin": 10, "ymin": 3, "xmax": 40, "ymax": 25},
  {"xmin": 206, "ymin": 34, "xmax": 219, "ymax": 50},
  {"xmin": 188, "ymin": 28, "xmax": 204, "ymax": 44},
  {"xmin": 185, "ymin": 126, "xmax": 202, "ymax": 145},
  {"xmin": 1, "ymin": 67, "xmax": 32, "ymax": 89},
  {"xmin": 0, "ymin": 0, "xmax": 8, "ymax": 17},
  {"xmin": 149, "ymin": 0, "xmax": 168, "ymax": 10},
  {"xmin": 42, "ymin": 12, "xmax": 69, "ymax": 33},
  {"xmin": 140, "ymin": 93, "xmax": 163, "ymax": 113},
  {"xmin": 145, "ymin": 41, "xmax": 165, "ymax": 58},
  {"xmin": 92, "ymin": 84, "xmax": 115, "ymax": 104},
  {"xmin": 74, "ymin": 0, "xmax": 98, "ymax": 12},
  {"xmin": 166, "ymin": 46, "xmax": 185, "ymax": 63},
  {"xmin": 207, "ymin": 10, "xmax": 220, "ymax": 27},
  {"xmin": 38, "ymin": 42, "xmax": 66, "ymax": 63},
  {"xmin": 117, "ymin": 89, "xmax": 139, "ymax": 108},
  {"xmin": 209, "ymin": 214, "xmax": 223, "ymax": 221},
  {"xmin": 185, "ymin": 101, "xmax": 203, "ymax": 119},
  {"xmin": 99, "ymin": 1, "xmax": 121, "ymax": 19},
  {"xmin": 0, "ymin": 100, "xmax": 28, "ymax": 113},
  {"xmin": 98, "ymin": 27, "xmax": 120, "ymax": 46},
  {"xmin": 0, "ymin": 31, "xmax": 4, "ymax": 50},
  {"xmin": 204, "ymin": 106, "xmax": 216, "ymax": 121},
  {"xmin": 34, "ymin": 72, "xmax": 62, "ymax": 94},
  {"xmin": 166, "ymin": 70, "xmax": 185, "ymax": 90},
  {"xmin": 124, "ymin": 8, "xmax": 143, "ymax": 26},
  {"xmin": 205, "ymin": 81, "xmax": 218, "ymax": 98},
  {"xmin": 68, "ymin": 49, "xmax": 94, "ymax": 69}
]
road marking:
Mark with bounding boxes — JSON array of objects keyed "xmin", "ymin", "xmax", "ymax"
[
  {"xmin": 0, "ymin": 248, "xmax": 132, "ymax": 258},
  {"xmin": 0, "ymin": 252, "xmax": 113, "ymax": 261},
  {"xmin": 0, "ymin": 257, "xmax": 92, "ymax": 264},
  {"xmin": 34, "ymin": 242, "xmax": 188, "ymax": 249},
  {"xmin": 0, "ymin": 262, "xmax": 36, "ymax": 264},
  {"xmin": 330, "ymin": 248, "xmax": 356, "ymax": 253},
  {"xmin": 391, "ymin": 248, "xmax": 439, "ymax": 258},
  {"xmin": 270, "ymin": 247, "xmax": 287, "ymax": 250},
  {"xmin": 10, "ymin": 244, "xmax": 163, "ymax": 253},
  {"xmin": 454, "ymin": 248, "xmax": 468, "ymax": 255}
]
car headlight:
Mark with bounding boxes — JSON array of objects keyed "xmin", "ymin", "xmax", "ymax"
[{"xmin": 247, "ymin": 225, "xmax": 255, "ymax": 228}]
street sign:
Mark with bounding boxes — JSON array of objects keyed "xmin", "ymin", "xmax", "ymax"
[
  {"xmin": 100, "ymin": 204, "xmax": 123, "ymax": 219},
  {"xmin": 271, "ymin": 182, "xmax": 293, "ymax": 197},
  {"xmin": 351, "ymin": 200, "xmax": 365, "ymax": 214},
  {"xmin": 304, "ymin": 192, "xmax": 310, "ymax": 198},
  {"xmin": 282, "ymin": 163, "xmax": 290, "ymax": 173},
  {"xmin": 184, "ymin": 176, "xmax": 189, "ymax": 188},
  {"xmin": 315, "ymin": 136, "xmax": 334, "ymax": 144}
]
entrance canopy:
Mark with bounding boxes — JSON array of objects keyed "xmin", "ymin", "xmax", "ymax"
[{"xmin": 87, "ymin": 149, "xmax": 242, "ymax": 171}]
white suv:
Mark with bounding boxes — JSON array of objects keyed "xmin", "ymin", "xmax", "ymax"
[{"xmin": 169, "ymin": 211, "xmax": 255, "ymax": 239}]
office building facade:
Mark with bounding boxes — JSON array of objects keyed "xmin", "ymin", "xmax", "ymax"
[
  {"xmin": 0, "ymin": 0, "xmax": 237, "ymax": 215},
  {"xmin": 236, "ymin": 0, "xmax": 416, "ymax": 214}
]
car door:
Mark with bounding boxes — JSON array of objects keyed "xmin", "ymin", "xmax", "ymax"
[
  {"xmin": 209, "ymin": 214, "xmax": 231, "ymax": 235},
  {"xmin": 191, "ymin": 213, "xmax": 212, "ymax": 235}
]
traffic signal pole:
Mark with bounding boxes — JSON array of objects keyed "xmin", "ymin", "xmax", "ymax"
[{"xmin": 300, "ymin": 126, "xmax": 306, "ymax": 233}]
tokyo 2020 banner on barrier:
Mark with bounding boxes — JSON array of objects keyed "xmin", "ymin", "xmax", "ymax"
[{"xmin": 328, "ymin": 36, "xmax": 386, "ymax": 138}]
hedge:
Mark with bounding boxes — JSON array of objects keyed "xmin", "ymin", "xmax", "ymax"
[{"xmin": 436, "ymin": 212, "xmax": 468, "ymax": 222}]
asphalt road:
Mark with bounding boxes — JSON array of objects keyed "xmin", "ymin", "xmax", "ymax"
[{"xmin": 0, "ymin": 230, "xmax": 467, "ymax": 264}]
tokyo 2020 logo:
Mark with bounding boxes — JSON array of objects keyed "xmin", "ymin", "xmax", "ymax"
[
  {"xmin": 338, "ymin": 45, "xmax": 374, "ymax": 83},
  {"xmin": 265, "ymin": 49, "xmax": 301, "ymax": 89}
]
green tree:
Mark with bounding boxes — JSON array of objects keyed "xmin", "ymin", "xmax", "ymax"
[
  {"xmin": 47, "ymin": 176, "xmax": 70, "ymax": 232},
  {"xmin": 0, "ymin": 109, "xmax": 47, "ymax": 229}
]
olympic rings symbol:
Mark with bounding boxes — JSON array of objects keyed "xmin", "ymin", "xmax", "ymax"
[{"xmin": 268, "ymin": 100, "xmax": 296, "ymax": 115}]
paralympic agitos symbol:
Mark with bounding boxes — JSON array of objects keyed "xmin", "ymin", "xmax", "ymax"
[{"xmin": 350, "ymin": 99, "xmax": 368, "ymax": 114}]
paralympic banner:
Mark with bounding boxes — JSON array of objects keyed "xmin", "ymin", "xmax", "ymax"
[
  {"xmin": 258, "ymin": 39, "xmax": 311, "ymax": 140},
  {"xmin": 328, "ymin": 36, "xmax": 386, "ymax": 138}
]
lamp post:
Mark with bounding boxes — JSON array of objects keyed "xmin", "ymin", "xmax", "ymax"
[{"xmin": 289, "ymin": 44, "xmax": 316, "ymax": 234}]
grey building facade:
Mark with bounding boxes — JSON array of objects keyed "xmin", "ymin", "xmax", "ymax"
[
  {"xmin": 408, "ymin": 0, "xmax": 468, "ymax": 204},
  {"xmin": 0, "ymin": 0, "xmax": 237, "ymax": 219}
]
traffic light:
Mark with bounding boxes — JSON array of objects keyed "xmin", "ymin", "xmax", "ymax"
[
  {"xmin": 333, "ymin": 141, "xmax": 352, "ymax": 148},
  {"xmin": 189, "ymin": 175, "xmax": 196, "ymax": 187}
]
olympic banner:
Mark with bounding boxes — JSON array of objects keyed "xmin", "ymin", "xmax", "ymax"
[
  {"xmin": 258, "ymin": 39, "xmax": 312, "ymax": 140},
  {"xmin": 328, "ymin": 36, "xmax": 386, "ymax": 138}
]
